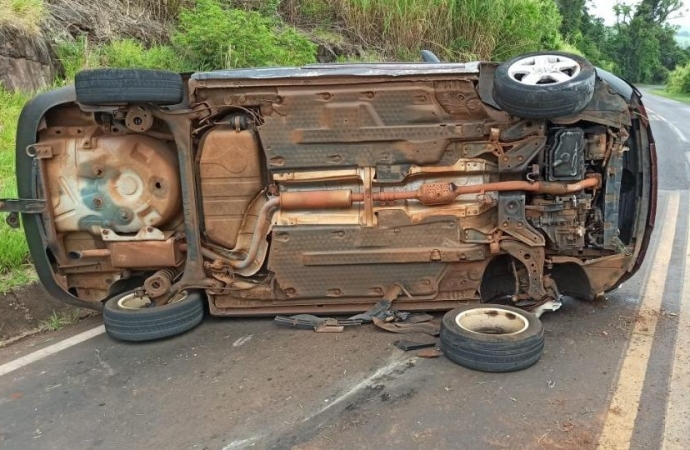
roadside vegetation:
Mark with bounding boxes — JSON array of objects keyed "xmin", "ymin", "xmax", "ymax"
[
  {"xmin": 662, "ymin": 61, "xmax": 690, "ymax": 103},
  {"xmin": 0, "ymin": 0, "xmax": 45, "ymax": 34},
  {"xmin": 555, "ymin": 0, "xmax": 688, "ymax": 84},
  {"xmin": 40, "ymin": 310, "xmax": 83, "ymax": 331},
  {"xmin": 555, "ymin": 0, "xmax": 690, "ymax": 100},
  {"xmin": 0, "ymin": 89, "xmax": 36, "ymax": 292},
  {"xmin": 650, "ymin": 86, "xmax": 690, "ymax": 105},
  {"xmin": 1, "ymin": 0, "xmax": 688, "ymax": 291}
]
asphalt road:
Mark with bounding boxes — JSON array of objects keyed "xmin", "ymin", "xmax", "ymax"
[{"xmin": 1, "ymin": 90, "xmax": 689, "ymax": 450}]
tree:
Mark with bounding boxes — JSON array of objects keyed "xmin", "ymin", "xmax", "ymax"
[
  {"xmin": 590, "ymin": 0, "xmax": 688, "ymax": 83},
  {"xmin": 555, "ymin": 0, "xmax": 587, "ymax": 42},
  {"xmin": 634, "ymin": 0, "xmax": 684, "ymax": 24},
  {"xmin": 554, "ymin": 0, "xmax": 616, "ymax": 71}
]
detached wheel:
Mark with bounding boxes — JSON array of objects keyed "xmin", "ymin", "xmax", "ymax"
[
  {"xmin": 75, "ymin": 69, "xmax": 184, "ymax": 105},
  {"xmin": 493, "ymin": 52, "xmax": 596, "ymax": 119},
  {"xmin": 103, "ymin": 290, "xmax": 204, "ymax": 342},
  {"xmin": 440, "ymin": 304, "xmax": 544, "ymax": 372}
]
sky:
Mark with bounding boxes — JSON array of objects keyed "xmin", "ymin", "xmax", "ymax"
[{"xmin": 589, "ymin": 0, "xmax": 690, "ymax": 28}]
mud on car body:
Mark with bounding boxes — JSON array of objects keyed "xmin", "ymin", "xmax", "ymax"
[{"xmin": 4, "ymin": 52, "xmax": 656, "ymax": 342}]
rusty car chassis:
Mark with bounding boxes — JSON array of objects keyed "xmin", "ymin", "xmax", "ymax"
[{"xmin": 4, "ymin": 54, "xmax": 656, "ymax": 322}]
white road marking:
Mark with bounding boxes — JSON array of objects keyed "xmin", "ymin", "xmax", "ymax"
[
  {"xmin": 0, "ymin": 325, "xmax": 105, "ymax": 378},
  {"xmin": 661, "ymin": 205, "xmax": 690, "ymax": 450},
  {"xmin": 598, "ymin": 192, "xmax": 680, "ymax": 450},
  {"xmin": 222, "ymin": 437, "xmax": 261, "ymax": 450},
  {"xmin": 232, "ymin": 334, "xmax": 253, "ymax": 347},
  {"xmin": 646, "ymin": 107, "xmax": 688, "ymax": 142},
  {"xmin": 647, "ymin": 110, "xmax": 662, "ymax": 121}
]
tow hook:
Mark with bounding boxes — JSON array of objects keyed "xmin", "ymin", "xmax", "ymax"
[{"xmin": 0, "ymin": 199, "xmax": 46, "ymax": 229}]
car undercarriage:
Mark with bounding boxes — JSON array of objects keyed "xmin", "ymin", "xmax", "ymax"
[{"xmin": 5, "ymin": 53, "xmax": 656, "ymax": 341}]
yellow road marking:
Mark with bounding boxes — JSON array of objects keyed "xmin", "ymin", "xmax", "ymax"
[
  {"xmin": 662, "ymin": 204, "xmax": 690, "ymax": 450},
  {"xmin": 598, "ymin": 192, "xmax": 680, "ymax": 450}
]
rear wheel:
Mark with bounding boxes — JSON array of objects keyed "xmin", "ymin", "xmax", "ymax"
[
  {"xmin": 440, "ymin": 304, "xmax": 544, "ymax": 372},
  {"xmin": 103, "ymin": 289, "xmax": 204, "ymax": 342},
  {"xmin": 75, "ymin": 69, "xmax": 184, "ymax": 105}
]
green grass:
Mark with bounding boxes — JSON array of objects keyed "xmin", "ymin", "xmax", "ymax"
[
  {"xmin": 40, "ymin": 309, "xmax": 82, "ymax": 331},
  {"xmin": 650, "ymin": 88, "xmax": 690, "ymax": 105},
  {"xmin": 55, "ymin": 37, "xmax": 195, "ymax": 81},
  {"xmin": 0, "ymin": 0, "xmax": 45, "ymax": 35},
  {"xmin": 0, "ymin": 87, "xmax": 34, "ymax": 293}
]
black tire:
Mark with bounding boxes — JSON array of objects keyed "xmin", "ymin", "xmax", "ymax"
[
  {"xmin": 75, "ymin": 69, "xmax": 184, "ymax": 105},
  {"xmin": 440, "ymin": 304, "xmax": 544, "ymax": 372},
  {"xmin": 103, "ymin": 290, "xmax": 204, "ymax": 342},
  {"xmin": 493, "ymin": 52, "xmax": 596, "ymax": 119}
]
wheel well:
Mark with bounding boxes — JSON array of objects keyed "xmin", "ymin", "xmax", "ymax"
[
  {"xmin": 549, "ymin": 262, "xmax": 594, "ymax": 300},
  {"xmin": 479, "ymin": 255, "xmax": 517, "ymax": 302},
  {"xmin": 480, "ymin": 256, "xmax": 594, "ymax": 302}
]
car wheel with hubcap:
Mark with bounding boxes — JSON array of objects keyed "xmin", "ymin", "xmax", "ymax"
[
  {"xmin": 440, "ymin": 304, "xmax": 544, "ymax": 372},
  {"xmin": 103, "ymin": 289, "xmax": 205, "ymax": 342},
  {"xmin": 493, "ymin": 52, "xmax": 596, "ymax": 119}
]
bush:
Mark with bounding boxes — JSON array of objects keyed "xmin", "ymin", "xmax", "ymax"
[
  {"xmin": 324, "ymin": 0, "xmax": 562, "ymax": 61},
  {"xmin": 667, "ymin": 62, "xmax": 690, "ymax": 94},
  {"xmin": 56, "ymin": 37, "xmax": 195, "ymax": 80},
  {"xmin": 55, "ymin": 0, "xmax": 318, "ymax": 76},
  {"xmin": 55, "ymin": 37, "xmax": 98, "ymax": 81},
  {"xmin": 173, "ymin": 0, "xmax": 317, "ymax": 70},
  {"xmin": 100, "ymin": 39, "xmax": 193, "ymax": 72}
]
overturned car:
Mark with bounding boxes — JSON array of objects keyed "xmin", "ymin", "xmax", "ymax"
[{"xmin": 5, "ymin": 52, "xmax": 656, "ymax": 346}]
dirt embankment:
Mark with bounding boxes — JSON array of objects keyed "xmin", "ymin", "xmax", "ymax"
[
  {"xmin": 0, "ymin": 26, "xmax": 62, "ymax": 91},
  {"xmin": 0, "ymin": 283, "xmax": 92, "ymax": 346}
]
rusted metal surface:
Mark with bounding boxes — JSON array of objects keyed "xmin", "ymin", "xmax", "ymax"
[
  {"xmin": 498, "ymin": 193, "xmax": 545, "ymax": 247},
  {"xmin": 372, "ymin": 317, "xmax": 440, "ymax": 336},
  {"xmin": 0, "ymin": 198, "xmax": 46, "ymax": 214},
  {"xmin": 124, "ymin": 107, "xmax": 154, "ymax": 132},
  {"xmin": 255, "ymin": 82, "xmax": 491, "ymax": 170},
  {"xmin": 229, "ymin": 197, "xmax": 279, "ymax": 270},
  {"xmin": 109, "ymin": 238, "xmax": 183, "ymax": 268},
  {"xmin": 199, "ymin": 127, "xmax": 264, "ymax": 248},
  {"xmin": 280, "ymin": 190, "xmax": 353, "ymax": 210},
  {"xmin": 267, "ymin": 221, "xmax": 453, "ymax": 299},
  {"xmin": 22, "ymin": 64, "xmax": 655, "ymax": 317},
  {"xmin": 153, "ymin": 109, "xmax": 207, "ymax": 285},
  {"xmin": 284, "ymin": 177, "xmax": 601, "ymax": 210},
  {"xmin": 208, "ymin": 297, "xmax": 472, "ymax": 316},
  {"xmin": 44, "ymin": 134, "xmax": 180, "ymax": 234},
  {"xmin": 143, "ymin": 268, "xmax": 177, "ymax": 298},
  {"xmin": 417, "ymin": 348, "xmax": 443, "ymax": 358},
  {"xmin": 68, "ymin": 249, "xmax": 111, "ymax": 259},
  {"xmin": 100, "ymin": 226, "xmax": 167, "ymax": 241},
  {"xmin": 582, "ymin": 254, "xmax": 636, "ymax": 294},
  {"xmin": 500, "ymin": 240, "xmax": 551, "ymax": 304}
]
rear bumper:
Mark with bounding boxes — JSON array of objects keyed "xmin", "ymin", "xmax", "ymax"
[{"xmin": 15, "ymin": 86, "xmax": 102, "ymax": 309}]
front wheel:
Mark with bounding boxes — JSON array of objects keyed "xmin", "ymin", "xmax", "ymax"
[
  {"xmin": 103, "ymin": 289, "xmax": 205, "ymax": 342},
  {"xmin": 493, "ymin": 52, "xmax": 596, "ymax": 119},
  {"xmin": 440, "ymin": 304, "xmax": 544, "ymax": 372}
]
